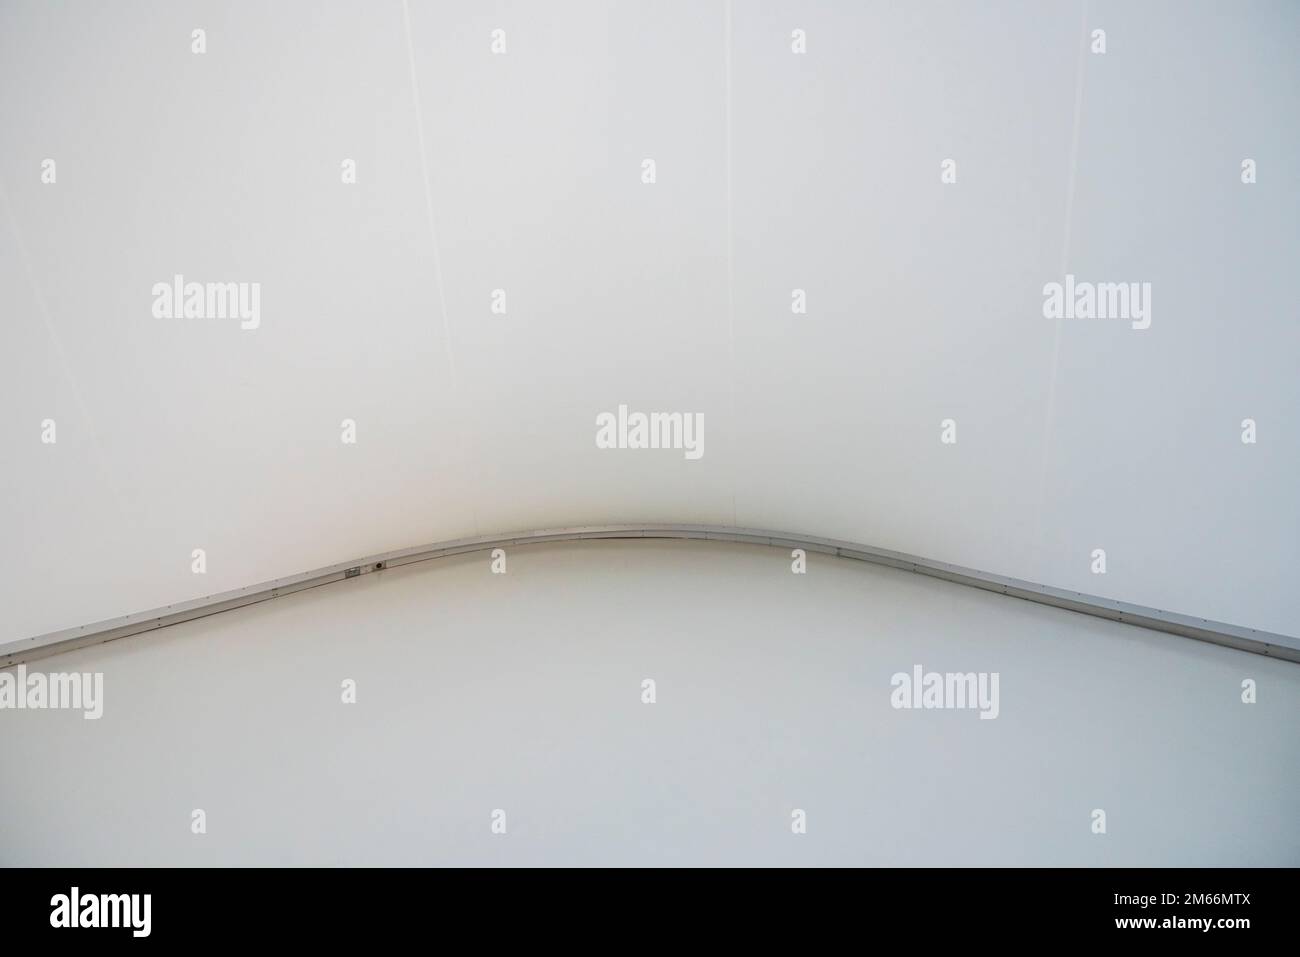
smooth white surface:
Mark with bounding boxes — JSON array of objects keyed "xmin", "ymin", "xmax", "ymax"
[
  {"xmin": 1, "ymin": 539, "xmax": 1296, "ymax": 866},
  {"xmin": 2, "ymin": 1, "xmax": 1297, "ymax": 643}
]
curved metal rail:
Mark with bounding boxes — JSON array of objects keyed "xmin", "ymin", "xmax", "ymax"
[{"xmin": 3, "ymin": 524, "xmax": 1297, "ymax": 667}]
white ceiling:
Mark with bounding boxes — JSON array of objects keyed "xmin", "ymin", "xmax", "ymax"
[
  {"xmin": 5, "ymin": 538, "xmax": 1297, "ymax": 865},
  {"xmin": 2, "ymin": 0, "xmax": 1297, "ymax": 644}
]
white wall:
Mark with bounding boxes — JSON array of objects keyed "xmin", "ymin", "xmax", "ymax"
[
  {"xmin": 2, "ymin": 0, "xmax": 1297, "ymax": 646},
  {"xmin": 1, "ymin": 540, "xmax": 1296, "ymax": 866}
]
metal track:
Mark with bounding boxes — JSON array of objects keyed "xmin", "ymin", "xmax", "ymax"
[{"xmin": 3, "ymin": 524, "xmax": 1297, "ymax": 667}]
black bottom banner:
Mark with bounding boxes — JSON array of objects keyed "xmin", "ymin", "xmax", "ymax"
[{"xmin": 0, "ymin": 866, "xmax": 1287, "ymax": 944}]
